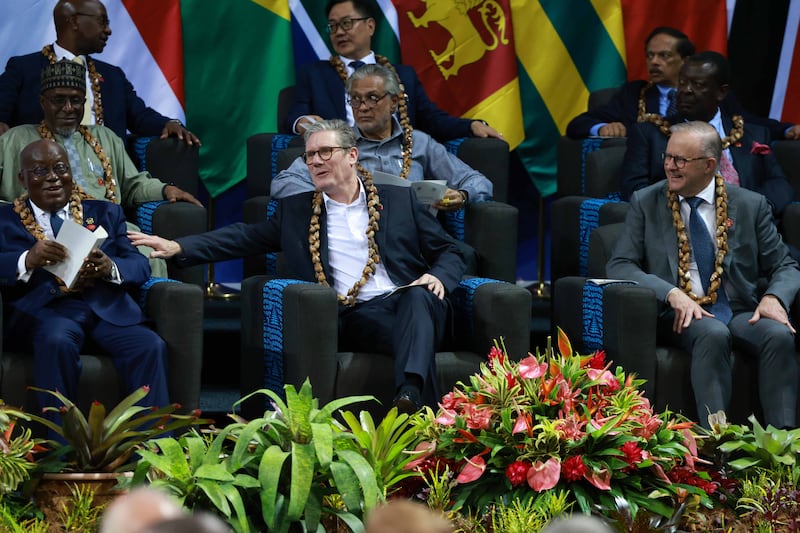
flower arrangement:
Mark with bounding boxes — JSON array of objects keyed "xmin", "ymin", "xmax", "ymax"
[{"xmin": 410, "ymin": 329, "xmax": 714, "ymax": 520}]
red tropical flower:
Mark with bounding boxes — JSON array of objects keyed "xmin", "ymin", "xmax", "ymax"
[
  {"xmin": 505, "ymin": 460, "xmax": 530, "ymax": 487},
  {"xmin": 561, "ymin": 455, "xmax": 587, "ymax": 482},
  {"xmin": 620, "ymin": 441, "xmax": 645, "ymax": 468},
  {"xmin": 586, "ymin": 349, "xmax": 606, "ymax": 369}
]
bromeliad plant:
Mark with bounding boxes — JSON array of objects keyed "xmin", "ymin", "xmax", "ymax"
[
  {"xmin": 26, "ymin": 386, "xmax": 210, "ymax": 472},
  {"xmin": 410, "ymin": 329, "xmax": 713, "ymax": 521}
]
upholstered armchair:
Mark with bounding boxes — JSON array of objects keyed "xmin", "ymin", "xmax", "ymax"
[
  {"xmin": 238, "ymin": 275, "xmax": 532, "ymax": 419},
  {"xmin": 0, "ymin": 279, "xmax": 205, "ymax": 416},
  {"xmin": 128, "ymin": 136, "xmax": 208, "ymax": 287},
  {"xmin": 553, "ymin": 222, "xmax": 800, "ymax": 425},
  {"xmin": 242, "ymin": 133, "xmax": 518, "ymax": 282}
]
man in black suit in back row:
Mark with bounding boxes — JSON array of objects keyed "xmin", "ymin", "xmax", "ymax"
[{"xmin": 130, "ymin": 119, "xmax": 466, "ymax": 414}]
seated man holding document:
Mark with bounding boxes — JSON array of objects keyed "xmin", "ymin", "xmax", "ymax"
[
  {"xmin": 270, "ymin": 64, "xmax": 493, "ymax": 212},
  {"xmin": 0, "ymin": 139, "xmax": 170, "ymax": 419}
]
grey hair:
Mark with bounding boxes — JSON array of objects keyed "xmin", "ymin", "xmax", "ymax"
[
  {"xmin": 670, "ymin": 121, "xmax": 722, "ymax": 162},
  {"xmin": 540, "ymin": 515, "xmax": 615, "ymax": 533},
  {"xmin": 303, "ymin": 118, "xmax": 357, "ymax": 148},
  {"xmin": 346, "ymin": 63, "xmax": 401, "ymax": 97}
]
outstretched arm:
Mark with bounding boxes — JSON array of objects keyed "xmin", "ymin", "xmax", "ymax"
[{"xmin": 128, "ymin": 231, "xmax": 182, "ymax": 259}]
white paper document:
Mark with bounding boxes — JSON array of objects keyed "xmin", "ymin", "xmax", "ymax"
[
  {"xmin": 43, "ymin": 219, "xmax": 108, "ymax": 288},
  {"xmin": 369, "ymin": 173, "xmax": 446, "ymax": 215}
]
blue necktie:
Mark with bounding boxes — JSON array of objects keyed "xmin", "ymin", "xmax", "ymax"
[
  {"xmin": 349, "ymin": 60, "xmax": 366, "ymax": 71},
  {"xmin": 666, "ymin": 89, "xmax": 678, "ymax": 117},
  {"xmin": 50, "ymin": 211, "xmax": 63, "ymax": 237},
  {"xmin": 686, "ymin": 197, "xmax": 732, "ymax": 324}
]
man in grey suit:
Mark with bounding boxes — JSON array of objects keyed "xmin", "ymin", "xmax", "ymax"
[{"xmin": 607, "ymin": 121, "xmax": 800, "ymax": 429}]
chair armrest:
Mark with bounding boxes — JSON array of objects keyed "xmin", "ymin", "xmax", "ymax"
[
  {"xmin": 554, "ymin": 276, "xmax": 658, "ymax": 399},
  {"xmin": 141, "ymin": 280, "xmax": 204, "ymax": 413},
  {"xmin": 240, "ymin": 276, "xmax": 339, "ymax": 417},
  {"xmin": 135, "ymin": 201, "xmax": 207, "ymax": 286},
  {"xmin": 452, "ymin": 278, "xmax": 531, "ymax": 360},
  {"xmin": 464, "ymin": 201, "xmax": 518, "ymax": 282}
]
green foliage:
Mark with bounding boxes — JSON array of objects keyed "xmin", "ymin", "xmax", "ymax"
[
  {"xmin": 0, "ymin": 402, "xmax": 38, "ymax": 495},
  {"xmin": 0, "ymin": 495, "xmax": 48, "ymax": 532},
  {"xmin": 337, "ymin": 407, "xmax": 424, "ymax": 496},
  {"xmin": 58, "ymin": 483, "xmax": 106, "ymax": 532},
  {"xmin": 709, "ymin": 414, "xmax": 800, "ymax": 477},
  {"xmin": 135, "ymin": 379, "xmax": 395, "ymax": 533},
  {"xmin": 491, "ymin": 491, "xmax": 572, "ymax": 533},
  {"xmin": 25, "ymin": 386, "xmax": 211, "ymax": 472}
]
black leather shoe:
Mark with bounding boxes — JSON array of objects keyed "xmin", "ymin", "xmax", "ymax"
[{"xmin": 392, "ymin": 387, "xmax": 421, "ymax": 415}]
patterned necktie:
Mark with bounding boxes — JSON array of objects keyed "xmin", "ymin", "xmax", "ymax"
[
  {"xmin": 72, "ymin": 56, "xmax": 92, "ymax": 125},
  {"xmin": 719, "ymin": 151, "xmax": 740, "ymax": 186},
  {"xmin": 666, "ymin": 89, "xmax": 678, "ymax": 117},
  {"xmin": 50, "ymin": 211, "xmax": 63, "ymax": 237},
  {"xmin": 686, "ymin": 197, "xmax": 732, "ymax": 324},
  {"xmin": 348, "ymin": 60, "xmax": 366, "ymax": 71}
]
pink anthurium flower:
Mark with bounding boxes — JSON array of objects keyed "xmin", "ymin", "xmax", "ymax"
[
  {"xmin": 527, "ymin": 457, "xmax": 561, "ymax": 491},
  {"xmin": 512, "ymin": 413, "xmax": 530, "ymax": 434},
  {"xmin": 584, "ymin": 466, "xmax": 612, "ymax": 490},
  {"xmin": 456, "ymin": 454, "xmax": 486, "ymax": 484},
  {"xmin": 519, "ymin": 355, "xmax": 547, "ymax": 379}
]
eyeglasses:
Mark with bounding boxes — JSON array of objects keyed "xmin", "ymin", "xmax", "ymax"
[
  {"xmin": 302, "ymin": 146, "xmax": 348, "ymax": 163},
  {"xmin": 661, "ymin": 152, "xmax": 710, "ymax": 169},
  {"xmin": 75, "ymin": 12, "xmax": 110, "ymax": 27},
  {"xmin": 23, "ymin": 163, "xmax": 71, "ymax": 180},
  {"xmin": 347, "ymin": 93, "xmax": 389, "ymax": 109},
  {"xmin": 326, "ymin": 17, "xmax": 369, "ymax": 34},
  {"xmin": 44, "ymin": 95, "xmax": 85, "ymax": 108}
]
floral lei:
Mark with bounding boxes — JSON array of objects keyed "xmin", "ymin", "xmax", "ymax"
[
  {"xmin": 37, "ymin": 122, "xmax": 117, "ymax": 203},
  {"xmin": 309, "ymin": 163, "xmax": 382, "ymax": 306},
  {"xmin": 330, "ymin": 55, "xmax": 414, "ymax": 179},
  {"xmin": 13, "ymin": 189, "xmax": 90, "ymax": 292},
  {"xmin": 637, "ymin": 82, "xmax": 744, "ymax": 149},
  {"xmin": 668, "ymin": 173, "xmax": 729, "ymax": 305},
  {"xmin": 42, "ymin": 45, "xmax": 104, "ymax": 126}
]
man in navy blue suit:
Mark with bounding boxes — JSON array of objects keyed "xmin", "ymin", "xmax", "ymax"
[
  {"xmin": 0, "ymin": 139, "xmax": 170, "ymax": 415},
  {"xmin": 0, "ymin": 0, "xmax": 199, "ymax": 145},
  {"xmin": 131, "ymin": 119, "xmax": 466, "ymax": 413},
  {"xmin": 286, "ymin": 0, "xmax": 501, "ymax": 142}
]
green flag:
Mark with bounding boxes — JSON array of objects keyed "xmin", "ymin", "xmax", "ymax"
[{"xmin": 181, "ymin": 0, "xmax": 294, "ymax": 197}]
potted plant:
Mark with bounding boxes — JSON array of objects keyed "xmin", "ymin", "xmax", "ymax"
[{"xmin": 22, "ymin": 385, "xmax": 210, "ymax": 528}]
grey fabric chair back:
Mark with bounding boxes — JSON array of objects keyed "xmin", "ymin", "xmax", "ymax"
[{"xmin": 584, "ymin": 144, "xmax": 626, "ymax": 198}]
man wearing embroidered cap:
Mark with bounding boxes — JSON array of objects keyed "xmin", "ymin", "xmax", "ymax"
[
  {"xmin": 0, "ymin": 60, "xmax": 201, "ymax": 276},
  {"xmin": 0, "ymin": 0, "xmax": 199, "ymax": 145}
]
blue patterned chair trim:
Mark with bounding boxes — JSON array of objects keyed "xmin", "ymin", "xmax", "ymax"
[
  {"xmin": 137, "ymin": 277, "xmax": 179, "ymax": 309},
  {"xmin": 581, "ymin": 279, "xmax": 635, "ymax": 351},
  {"xmin": 440, "ymin": 209, "xmax": 465, "ymax": 241},
  {"xmin": 451, "ymin": 277, "xmax": 504, "ymax": 335},
  {"xmin": 263, "ymin": 199, "xmax": 280, "ymax": 275},
  {"xmin": 579, "ymin": 138, "xmax": 604, "ymax": 194},
  {"xmin": 135, "ymin": 200, "xmax": 170, "ymax": 234},
  {"xmin": 443, "ymin": 137, "xmax": 466, "ymax": 155},
  {"xmin": 271, "ymin": 134, "xmax": 296, "ymax": 180},
  {"xmin": 130, "ymin": 136, "xmax": 158, "ymax": 172},
  {"xmin": 262, "ymin": 279, "xmax": 314, "ymax": 398},
  {"xmin": 578, "ymin": 198, "xmax": 620, "ymax": 276}
]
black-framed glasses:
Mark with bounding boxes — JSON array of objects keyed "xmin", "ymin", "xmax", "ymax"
[
  {"xmin": 43, "ymin": 95, "xmax": 85, "ymax": 108},
  {"xmin": 302, "ymin": 146, "xmax": 348, "ymax": 163},
  {"xmin": 661, "ymin": 152, "xmax": 710, "ymax": 169},
  {"xmin": 24, "ymin": 163, "xmax": 71, "ymax": 180},
  {"xmin": 347, "ymin": 93, "xmax": 389, "ymax": 109},
  {"xmin": 326, "ymin": 17, "xmax": 369, "ymax": 34},
  {"xmin": 75, "ymin": 12, "xmax": 110, "ymax": 27}
]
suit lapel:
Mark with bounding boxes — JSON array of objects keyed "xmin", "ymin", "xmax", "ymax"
[{"xmin": 656, "ymin": 187, "xmax": 680, "ymax": 280}]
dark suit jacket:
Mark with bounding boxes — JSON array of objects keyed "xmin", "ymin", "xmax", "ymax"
[
  {"xmin": 566, "ymin": 80, "xmax": 656, "ymax": 139},
  {"xmin": 566, "ymin": 80, "xmax": 793, "ymax": 141},
  {"xmin": 176, "ymin": 185, "xmax": 466, "ymax": 293},
  {"xmin": 285, "ymin": 60, "xmax": 473, "ymax": 142},
  {"xmin": 0, "ymin": 199, "xmax": 150, "ymax": 328},
  {"xmin": 620, "ymin": 115, "xmax": 796, "ymax": 215},
  {"xmin": 0, "ymin": 52, "xmax": 170, "ymax": 139},
  {"xmin": 607, "ymin": 180, "xmax": 800, "ymax": 314}
]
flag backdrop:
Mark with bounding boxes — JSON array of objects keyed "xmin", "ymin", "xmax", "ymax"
[{"xmin": 0, "ymin": 0, "xmax": 798, "ymax": 198}]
